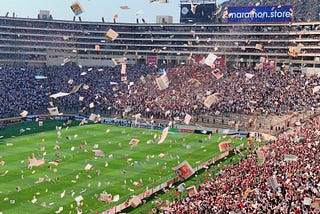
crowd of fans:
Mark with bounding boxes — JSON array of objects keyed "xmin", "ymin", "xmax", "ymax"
[
  {"xmin": 0, "ymin": 62, "xmax": 319, "ymax": 213},
  {"xmin": 119, "ymin": 64, "xmax": 319, "ymax": 120},
  {"xmin": 0, "ymin": 63, "xmax": 319, "ymax": 122},
  {"xmin": 163, "ymin": 115, "xmax": 320, "ymax": 213}
]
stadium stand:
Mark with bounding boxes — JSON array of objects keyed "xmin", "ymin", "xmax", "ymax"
[
  {"xmin": 0, "ymin": 16, "xmax": 319, "ymax": 69},
  {"xmin": 163, "ymin": 115, "xmax": 320, "ymax": 213},
  {"xmin": 0, "ymin": 1, "xmax": 319, "ymax": 213}
]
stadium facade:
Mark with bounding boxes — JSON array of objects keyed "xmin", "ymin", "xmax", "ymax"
[{"xmin": 0, "ymin": 7, "xmax": 319, "ymax": 71}]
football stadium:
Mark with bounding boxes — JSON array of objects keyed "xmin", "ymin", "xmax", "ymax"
[{"xmin": 0, "ymin": 0, "xmax": 319, "ymax": 213}]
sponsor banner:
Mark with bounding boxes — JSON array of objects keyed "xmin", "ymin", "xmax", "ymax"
[
  {"xmin": 54, "ymin": 116, "xmax": 71, "ymax": 120},
  {"xmin": 146, "ymin": 55, "xmax": 157, "ymax": 64},
  {"xmin": 178, "ymin": 128, "xmax": 195, "ymax": 133},
  {"xmin": 227, "ymin": 5, "xmax": 293, "ymax": 23},
  {"xmin": 194, "ymin": 130, "xmax": 212, "ymax": 135}
]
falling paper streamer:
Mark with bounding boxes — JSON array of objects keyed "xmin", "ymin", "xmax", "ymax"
[
  {"xmin": 92, "ymin": 150, "xmax": 105, "ymax": 157},
  {"xmin": 1, "ymin": 170, "xmax": 8, "ymax": 176},
  {"xmin": 121, "ymin": 63, "xmax": 127, "ymax": 74},
  {"xmin": 47, "ymin": 107, "xmax": 60, "ymax": 116},
  {"xmin": 187, "ymin": 185, "xmax": 198, "ymax": 197},
  {"xmin": 204, "ymin": 53, "xmax": 217, "ymax": 67},
  {"xmin": 284, "ymin": 154, "xmax": 298, "ymax": 161},
  {"xmin": 120, "ymin": 6, "xmax": 130, "ymax": 9},
  {"xmin": 188, "ymin": 78, "xmax": 201, "ymax": 87},
  {"xmin": 67, "ymin": 79, "xmax": 73, "ymax": 85},
  {"xmin": 191, "ymin": 3, "xmax": 198, "ymax": 14},
  {"xmin": 204, "ymin": 93, "xmax": 220, "ymax": 108},
  {"xmin": 155, "ymin": 72, "xmax": 169, "ymax": 90},
  {"xmin": 28, "ymin": 154, "xmax": 45, "ymax": 168},
  {"xmin": 212, "ymin": 69, "xmax": 223, "ymax": 79},
  {"xmin": 31, "ymin": 197, "xmax": 37, "ymax": 204},
  {"xmin": 190, "ymin": 30, "xmax": 196, "ymax": 37},
  {"xmin": 84, "ymin": 164, "xmax": 93, "ymax": 171},
  {"xmin": 135, "ymin": 10, "xmax": 144, "ymax": 15},
  {"xmin": 312, "ymin": 85, "xmax": 320, "ymax": 94},
  {"xmin": 255, "ymin": 44, "xmax": 264, "ymax": 51},
  {"xmin": 99, "ymin": 192, "xmax": 112, "ymax": 203},
  {"xmin": 55, "ymin": 207, "xmax": 63, "ymax": 214},
  {"xmin": 70, "ymin": 83, "xmax": 82, "ymax": 94},
  {"xmin": 303, "ymin": 197, "xmax": 312, "ymax": 205},
  {"xmin": 249, "ymin": 8, "xmax": 256, "ymax": 16},
  {"xmin": 70, "ymin": 1, "xmax": 84, "ymax": 16},
  {"xmin": 89, "ymin": 113, "xmax": 100, "ymax": 123},
  {"xmin": 245, "ymin": 73, "xmax": 255, "ymax": 80},
  {"xmin": 112, "ymin": 57, "xmax": 126, "ymax": 66},
  {"xmin": 158, "ymin": 127, "xmax": 169, "ymax": 144},
  {"xmin": 105, "ymin": 28, "xmax": 119, "ymax": 41},
  {"xmin": 60, "ymin": 190, "xmax": 66, "ymax": 198},
  {"xmin": 75, "ymin": 195, "xmax": 83, "ymax": 205},
  {"xmin": 242, "ymin": 187, "xmax": 252, "ymax": 199},
  {"xmin": 34, "ymin": 75, "xmax": 47, "ymax": 80},
  {"xmin": 184, "ymin": 114, "xmax": 192, "ymax": 125},
  {"xmin": 83, "ymin": 84, "xmax": 89, "ymax": 90},
  {"xmin": 129, "ymin": 138, "xmax": 140, "ymax": 146},
  {"xmin": 172, "ymin": 160, "xmax": 194, "ymax": 180},
  {"xmin": 63, "ymin": 57, "xmax": 70, "ymax": 64},
  {"xmin": 35, "ymin": 177, "xmax": 44, "ymax": 184},
  {"xmin": 50, "ymin": 92, "xmax": 70, "ymax": 99},
  {"xmin": 113, "ymin": 195, "xmax": 120, "ymax": 202},
  {"xmin": 20, "ymin": 110, "xmax": 28, "ymax": 118},
  {"xmin": 121, "ymin": 76, "xmax": 127, "ymax": 82}
]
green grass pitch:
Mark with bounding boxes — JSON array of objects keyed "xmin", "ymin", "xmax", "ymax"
[{"xmin": 0, "ymin": 120, "xmax": 246, "ymax": 213}]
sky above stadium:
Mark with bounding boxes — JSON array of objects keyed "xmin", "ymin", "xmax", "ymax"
[{"xmin": 0, "ymin": 0, "xmax": 227, "ymax": 23}]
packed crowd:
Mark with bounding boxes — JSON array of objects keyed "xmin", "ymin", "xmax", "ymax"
[
  {"xmin": 0, "ymin": 65, "xmax": 50, "ymax": 118},
  {"xmin": 0, "ymin": 63, "xmax": 319, "ymax": 121},
  {"xmin": 0, "ymin": 64, "xmax": 158, "ymax": 118},
  {"xmin": 116, "ymin": 64, "xmax": 319, "ymax": 119},
  {"xmin": 163, "ymin": 116, "xmax": 320, "ymax": 213}
]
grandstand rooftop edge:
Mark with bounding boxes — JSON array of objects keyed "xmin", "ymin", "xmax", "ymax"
[{"xmin": 0, "ymin": 15, "xmax": 319, "ymax": 69}]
